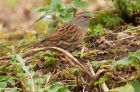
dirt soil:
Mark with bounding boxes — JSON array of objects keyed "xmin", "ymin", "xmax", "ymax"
[{"xmin": 0, "ymin": 0, "xmax": 140, "ymax": 92}]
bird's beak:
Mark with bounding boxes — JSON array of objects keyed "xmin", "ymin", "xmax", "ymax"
[
  {"xmin": 88, "ymin": 12, "xmax": 96, "ymax": 20},
  {"xmin": 89, "ymin": 11, "xmax": 97, "ymax": 20},
  {"xmin": 90, "ymin": 16, "xmax": 96, "ymax": 20}
]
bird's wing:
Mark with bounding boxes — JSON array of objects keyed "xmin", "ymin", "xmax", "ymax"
[{"xmin": 41, "ymin": 23, "xmax": 77, "ymax": 42}]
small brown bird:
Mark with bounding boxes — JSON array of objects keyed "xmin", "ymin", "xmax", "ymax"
[{"xmin": 22, "ymin": 12, "xmax": 93, "ymax": 51}]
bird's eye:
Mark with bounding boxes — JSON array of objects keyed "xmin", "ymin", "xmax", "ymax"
[{"xmin": 83, "ymin": 16, "xmax": 88, "ymax": 18}]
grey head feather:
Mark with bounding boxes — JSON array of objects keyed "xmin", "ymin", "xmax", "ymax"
[{"xmin": 71, "ymin": 12, "xmax": 92, "ymax": 30}]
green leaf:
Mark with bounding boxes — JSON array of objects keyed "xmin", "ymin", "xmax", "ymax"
[
  {"xmin": 0, "ymin": 76, "xmax": 17, "ymax": 88},
  {"xmin": 4, "ymin": 88, "xmax": 18, "ymax": 92},
  {"xmin": 94, "ymin": 76, "xmax": 108, "ymax": 86},
  {"xmin": 103, "ymin": 15, "xmax": 121, "ymax": 28},
  {"xmin": 88, "ymin": 24, "xmax": 104, "ymax": 36},
  {"xmin": 112, "ymin": 57, "xmax": 131, "ymax": 67},
  {"xmin": 91, "ymin": 61, "xmax": 102, "ymax": 68},
  {"xmin": 109, "ymin": 81, "xmax": 140, "ymax": 92},
  {"xmin": 48, "ymin": 0, "xmax": 63, "ymax": 12},
  {"xmin": 57, "ymin": 87, "xmax": 70, "ymax": 92},
  {"xmin": 0, "ymin": 76, "xmax": 17, "ymax": 83},
  {"xmin": 136, "ymin": 0, "xmax": 140, "ymax": 9},
  {"xmin": 35, "ymin": 6, "xmax": 49, "ymax": 12},
  {"xmin": 72, "ymin": 0, "xmax": 90, "ymax": 8},
  {"xmin": 60, "ymin": 12, "xmax": 74, "ymax": 23},
  {"xmin": 68, "ymin": 67, "xmax": 80, "ymax": 75},
  {"xmin": 0, "ymin": 76, "xmax": 9, "ymax": 82},
  {"xmin": 5, "ymin": 0, "xmax": 18, "ymax": 7},
  {"xmin": 46, "ymin": 83, "xmax": 70, "ymax": 92},
  {"xmin": 6, "ymin": 77, "xmax": 17, "ymax": 84},
  {"xmin": 44, "ymin": 51, "xmax": 57, "ymax": 66},
  {"xmin": 71, "ymin": 51, "xmax": 81, "ymax": 57},
  {"xmin": 0, "ymin": 82, "xmax": 7, "ymax": 88},
  {"xmin": 15, "ymin": 54, "xmax": 25, "ymax": 64},
  {"xmin": 36, "ymin": 0, "xmax": 91, "ymax": 23},
  {"xmin": 128, "ymin": 50, "xmax": 140, "ymax": 62},
  {"xmin": 112, "ymin": 50, "xmax": 140, "ymax": 68},
  {"xmin": 11, "ymin": 55, "xmax": 17, "ymax": 63}
]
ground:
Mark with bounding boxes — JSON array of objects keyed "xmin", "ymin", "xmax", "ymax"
[{"xmin": 0, "ymin": 0, "xmax": 140, "ymax": 92}]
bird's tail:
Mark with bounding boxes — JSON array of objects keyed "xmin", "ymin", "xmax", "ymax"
[{"xmin": 18, "ymin": 40, "xmax": 41, "ymax": 49}]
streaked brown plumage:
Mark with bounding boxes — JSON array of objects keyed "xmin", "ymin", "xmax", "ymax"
[{"xmin": 22, "ymin": 12, "xmax": 93, "ymax": 51}]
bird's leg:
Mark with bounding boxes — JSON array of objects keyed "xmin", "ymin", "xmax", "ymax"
[{"xmin": 78, "ymin": 45, "xmax": 89, "ymax": 57}]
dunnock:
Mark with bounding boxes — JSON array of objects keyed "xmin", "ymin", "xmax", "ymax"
[{"xmin": 21, "ymin": 12, "xmax": 93, "ymax": 51}]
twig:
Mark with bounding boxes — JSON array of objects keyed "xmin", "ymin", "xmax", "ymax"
[
  {"xmin": 0, "ymin": 47, "xmax": 93, "ymax": 77},
  {"xmin": 89, "ymin": 69, "xmax": 109, "ymax": 92},
  {"xmin": 101, "ymin": 83, "xmax": 109, "ymax": 92},
  {"xmin": 117, "ymin": 36, "xmax": 135, "ymax": 41},
  {"xmin": 87, "ymin": 60, "xmax": 109, "ymax": 92},
  {"xmin": 24, "ymin": 47, "xmax": 93, "ymax": 77},
  {"xmin": 64, "ymin": 56, "xmax": 77, "ymax": 66},
  {"xmin": 1, "ymin": 47, "xmax": 110, "ymax": 91},
  {"xmin": 123, "ymin": 26, "xmax": 140, "ymax": 33},
  {"xmin": 0, "ymin": 56, "xmax": 10, "ymax": 61},
  {"xmin": 87, "ymin": 61, "xmax": 95, "ymax": 76},
  {"xmin": 21, "ymin": 62, "xmax": 35, "ymax": 92},
  {"xmin": 45, "ymin": 72, "xmax": 54, "ymax": 87},
  {"xmin": 94, "ymin": 69, "xmax": 107, "ymax": 82},
  {"xmin": 18, "ymin": 77, "xmax": 29, "ymax": 92},
  {"xmin": 50, "ymin": 71, "xmax": 61, "ymax": 81},
  {"xmin": 64, "ymin": 56, "xmax": 87, "ymax": 73},
  {"xmin": 0, "ymin": 46, "xmax": 93, "ymax": 78}
]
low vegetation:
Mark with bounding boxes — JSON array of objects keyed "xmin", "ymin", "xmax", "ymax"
[{"xmin": 0, "ymin": 0, "xmax": 140, "ymax": 92}]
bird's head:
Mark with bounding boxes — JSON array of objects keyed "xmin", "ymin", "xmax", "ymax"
[{"xmin": 72, "ymin": 12, "xmax": 95, "ymax": 30}]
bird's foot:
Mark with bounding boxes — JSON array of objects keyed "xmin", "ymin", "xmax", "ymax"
[{"xmin": 79, "ymin": 45, "xmax": 89, "ymax": 58}]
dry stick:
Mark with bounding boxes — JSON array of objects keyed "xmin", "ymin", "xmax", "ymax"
[
  {"xmin": 0, "ymin": 47, "xmax": 109, "ymax": 91},
  {"xmin": 87, "ymin": 61, "xmax": 109, "ymax": 92},
  {"xmin": 1, "ymin": 26, "xmax": 139, "ymax": 61},
  {"xmin": 0, "ymin": 47, "xmax": 93, "ymax": 77},
  {"xmin": 87, "ymin": 61, "xmax": 95, "ymax": 76},
  {"xmin": 64, "ymin": 56, "xmax": 76, "ymax": 66},
  {"xmin": 67, "ymin": 58, "xmax": 109, "ymax": 92},
  {"xmin": 64, "ymin": 56, "xmax": 87, "ymax": 72},
  {"xmin": 45, "ymin": 72, "xmax": 55, "ymax": 87},
  {"xmin": 0, "ymin": 56, "xmax": 10, "ymax": 61},
  {"xmin": 22, "ymin": 63, "xmax": 35, "ymax": 92},
  {"xmin": 93, "ymin": 69, "xmax": 107, "ymax": 81},
  {"xmin": 0, "ymin": 59, "xmax": 34, "ymax": 91},
  {"xmin": 123, "ymin": 26, "xmax": 140, "ymax": 33},
  {"xmin": 102, "ymin": 83, "xmax": 109, "ymax": 92},
  {"xmin": 50, "ymin": 71, "xmax": 62, "ymax": 82},
  {"xmin": 92, "ymin": 69, "xmax": 109, "ymax": 92},
  {"xmin": 18, "ymin": 77, "xmax": 28, "ymax": 92},
  {"xmin": 23, "ymin": 47, "xmax": 93, "ymax": 77},
  {"xmin": 116, "ymin": 36, "xmax": 137, "ymax": 42}
]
